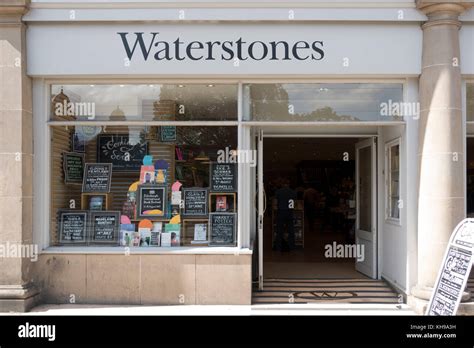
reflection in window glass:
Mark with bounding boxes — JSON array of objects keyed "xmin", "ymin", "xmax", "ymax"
[
  {"xmin": 387, "ymin": 142, "xmax": 400, "ymax": 220},
  {"xmin": 51, "ymin": 125, "xmax": 238, "ymax": 247},
  {"xmin": 243, "ymin": 83, "xmax": 403, "ymax": 121},
  {"xmin": 51, "ymin": 84, "xmax": 238, "ymax": 121}
]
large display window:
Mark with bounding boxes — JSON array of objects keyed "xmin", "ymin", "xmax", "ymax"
[{"xmin": 50, "ymin": 84, "xmax": 238, "ymax": 248}]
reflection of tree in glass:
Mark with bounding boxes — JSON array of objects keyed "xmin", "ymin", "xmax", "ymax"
[
  {"xmin": 250, "ymin": 84, "xmax": 357, "ymax": 121},
  {"xmin": 159, "ymin": 85, "xmax": 237, "ymax": 121},
  {"xmin": 250, "ymin": 83, "xmax": 289, "ymax": 121}
]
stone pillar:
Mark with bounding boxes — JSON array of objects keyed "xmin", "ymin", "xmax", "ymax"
[
  {"xmin": 413, "ymin": 1, "xmax": 473, "ymax": 303},
  {"xmin": 0, "ymin": 0, "xmax": 39, "ymax": 312}
]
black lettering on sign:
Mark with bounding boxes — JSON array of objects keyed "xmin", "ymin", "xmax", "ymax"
[
  {"xmin": 90, "ymin": 211, "xmax": 120, "ymax": 244},
  {"xmin": 59, "ymin": 211, "xmax": 88, "ymax": 244},
  {"xmin": 82, "ymin": 163, "xmax": 113, "ymax": 193},
  {"xmin": 137, "ymin": 184, "xmax": 167, "ymax": 218},
  {"xmin": 210, "ymin": 163, "xmax": 237, "ymax": 192},
  {"xmin": 209, "ymin": 213, "xmax": 236, "ymax": 246},
  {"xmin": 183, "ymin": 188, "xmax": 208, "ymax": 216},
  {"xmin": 97, "ymin": 134, "xmax": 148, "ymax": 171},
  {"xmin": 63, "ymin": 152, "xmax": 85, "ymax": 184}
]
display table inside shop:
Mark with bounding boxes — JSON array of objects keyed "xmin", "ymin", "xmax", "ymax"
[{"xmin": 271, "ymin": 199, "xmax": 304, "ymax": 248}]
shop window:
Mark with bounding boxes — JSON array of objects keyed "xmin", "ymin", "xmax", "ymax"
[
  {"xmin": 385, "ymin": 139, "xmax": 400, "ymax": 221},
  {"xmin": 50, "ymin": 122, "xmax": 238, "ymax": 247},
  {"xmin": 51, "ymin": 84, "xmax": 238, "ymax": 121},
  {"xmin": 243, "ymin": 83, "xmax": 404, "ymax": 122}
]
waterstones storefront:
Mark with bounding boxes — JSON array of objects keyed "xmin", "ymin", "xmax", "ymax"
[{"xmin": 1, "ymin": 0, "xmax": 474, "ymax": 312}]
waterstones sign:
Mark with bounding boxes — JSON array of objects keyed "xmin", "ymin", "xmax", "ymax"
[
  {"xmin": 27, "ymin": 24, "xmax": 422, "ymax": 75},
  {"xmin": 118, "ymin": 32, "xmax": 325, "ymax": 62}
]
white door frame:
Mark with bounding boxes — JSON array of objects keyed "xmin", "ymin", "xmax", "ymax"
[
  {"xmin": 355, "ymin": 137, "xmax": 378, "ymax": 279},
  {"xmin": 257, "ymin": 129, "xmax": 264, "ymax": 290},
  {"xmin": 255, "ymin": 131, "xmax": 379, "ymax": 288}
]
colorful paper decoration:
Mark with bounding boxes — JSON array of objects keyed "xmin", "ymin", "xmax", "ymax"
[
  {"xmin": 138, "ymin": 219, "xmax": 153, "ymax": 229},
  {"xmin": 156, "ymin": 169, "xmax": 166, "ymax": 184},
  {"xmin": 143, "ymin": 155, "xmax": 153, "ymax": 166},
  {"xmin": 154, "ymin": 159, "xmax": 169, "ymax": 170},
  {"xmin": 121, "ymin": 215, "xmax": 131, "ymax": 224},
  {"xmin": 128, "ymin": 181, "xmax": 140, "ymax": 192},
  {"xmin": 171, "ymin": 181, "xmax": 182, "ymax": 192},
  {"xmin": 169, "ymin": 215, "xmax": 181, "ymax": 224},
  {"xmin": 142, "ymin": 209, "xmax": 163, "ymax": 216}
]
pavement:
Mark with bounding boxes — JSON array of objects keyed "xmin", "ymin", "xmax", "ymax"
[{"xmin": 3, "ymin": 303, "xmax": 417, "ymax": 316}]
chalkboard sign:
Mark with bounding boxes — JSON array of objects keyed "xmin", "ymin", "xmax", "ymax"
[
  {"xmin": 183, "ymin": 188, "xmax": 208, "ymax": 216},
  {"xmin": 427, "ymin": 219, "xmax": 474, "ymax": 316},
  {"xmin": 89, "ymin": 211, "xmax": 120, "ymax": 244},
  {"xmin": 97, "ymin": 134, "xmax": 148, "ymax": 171},
  {"xmin": 63, "ymin": 152, "xmax": 84, "ymax": 184},
  {"xmin": 210, "ymin": 163, "xmax": 237, "ymax": 192},
  {"xmin": 82, "ymin": 163, "xmax": 112, "ymax": 193},
  {"xmin": 59, "ymin": 211, "xmax": 88, "ymax": 244},
  {"xmin": 137, "ymin": 184, "xmax": 167, "ymax": 218},
  {"xmin": 160, "ymin": 126, "xmax": 177, "ymax": 142},
  {"xmin": 209, "ymin": 213, "xmax": 236, "ymax": 246}
]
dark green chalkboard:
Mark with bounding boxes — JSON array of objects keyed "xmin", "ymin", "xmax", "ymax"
[
  {"xmin": 160, "ymin": 126, "xmax": 177, "ymax": 142},
  {"xmin": 63, "ymin": 152, "xmax": 84, "ymax": 184}
]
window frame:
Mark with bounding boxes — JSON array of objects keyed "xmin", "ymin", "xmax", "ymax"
[
  {"xmin": 385, "ymin": 137, "xmax": 401, "ymax": 224},
  {"xmin": 41, "ymin": 81, "xmax": 242, "ymax": 252},
  {"xmin": 34, "ymin": 78, "xmax": 408, "ymax": 253}
]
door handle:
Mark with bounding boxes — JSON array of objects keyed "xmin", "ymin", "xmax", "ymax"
[
  {"xmin": 254, "ymin": 188, "xmax": 267, "ymax": 213},
  {"xmin": 263, "ymin": 188, "xmax": 267, "ymax": 214}
]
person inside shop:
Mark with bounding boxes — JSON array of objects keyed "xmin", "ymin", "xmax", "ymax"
[{"xmin": 274, "ymin": 178, "xmax": 297, "ymax": 252}]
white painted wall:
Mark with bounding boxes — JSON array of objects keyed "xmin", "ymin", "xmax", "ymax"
[
  {"xmin": 377, "ymin": 78, "xmax": 419, "ymax": 295},
  {"xmin": 378, "ymin": 125, "xmax": 406, "ymax": 294}
]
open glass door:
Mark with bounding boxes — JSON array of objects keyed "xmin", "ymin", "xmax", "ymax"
[
  {"xmin": 257, "ymin": 129, "xmax": 264, "ymax": 290},
  {"xmin": 355, "ymin": 138, "xmax": 377, "ymax": 279}
]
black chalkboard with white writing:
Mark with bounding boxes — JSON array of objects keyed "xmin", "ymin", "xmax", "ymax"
[
  {"xmin": 63, "ymin": 152, "xmax": 84, "ymax": 184},
  {"xmin": 183, "ymin": 188, "xmax": 208, "ymax": 217},
  {"xmin": 82, "ymin": 163, "xmax": 112, "ymax": 193},
  {"xmin": 209, "ymin": 213, "xmax": 236, "ymax": 246},
  {"xmin": 89, "ymin": 211, "xmax": 120, "ymax": 244},
  {"xmin": 97, "ymin": 134, "xmax": 148, "ymax": 171},
  {"xmin": 137, "ymin": 185, "xmax": 167, "ymax": 218},
  {"xmin": 59, "ymin": 210, "xmax": 88, "ymax": 244},
  {"xmin": 210, "ymin": 163, "xmax": 237, "ymax": 192}
]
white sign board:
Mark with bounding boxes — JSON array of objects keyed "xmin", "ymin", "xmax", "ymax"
[
  {"xmin": 426, "ymin": 219, "xmax": 474, "ymax": 316},
  {"xmin": 26, "ymin": 23, "xmax": 421, "ymax": 76}
]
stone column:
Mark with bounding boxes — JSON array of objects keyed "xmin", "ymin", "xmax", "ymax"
[
  {"xmin": 0, "ymin": 0, "xmax": 39, "ymax": 312},
  {"xmin": 413, "ymin": 1, "xmax": 473, "ymax": 303}
]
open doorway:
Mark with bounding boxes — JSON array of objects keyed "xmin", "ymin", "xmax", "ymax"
[
  {"xmin": 253, "ymin": 136, "xmax": 393, "ymax": 304},
  {"xmin": 261, "ymin": 137, "xmax": 375, "ymax": 279}
]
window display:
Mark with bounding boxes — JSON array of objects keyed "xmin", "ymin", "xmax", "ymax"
[{"xmin": 50, "ymin": 84, "xmax": 238, "ymax": 248}]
